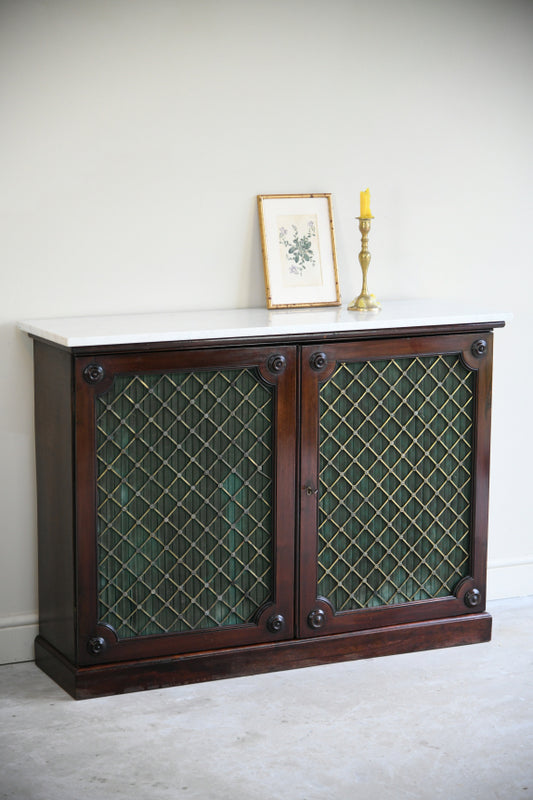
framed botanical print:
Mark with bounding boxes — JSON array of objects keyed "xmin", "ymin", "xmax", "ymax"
[{"xmin": 257, "ymin": 193, "xmax": 341, "ymax": 309}]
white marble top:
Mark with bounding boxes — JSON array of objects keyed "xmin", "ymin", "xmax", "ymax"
[{"xmin": 18, "ymin": 300, "xmax": 511, "ymax": 348}]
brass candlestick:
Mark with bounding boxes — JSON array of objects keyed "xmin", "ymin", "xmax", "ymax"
[{"xmin": 348, "ymin": 217, "xmax": 381, "ymax": 312}]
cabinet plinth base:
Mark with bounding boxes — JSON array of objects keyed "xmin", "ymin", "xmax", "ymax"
[{"xmin": 35, "ymin": 613, "xmax": 492, "ymax": 700}]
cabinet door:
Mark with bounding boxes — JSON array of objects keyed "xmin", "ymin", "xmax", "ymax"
[
  {"xmin": 299, "ymin": 333, "xmax": 492, "ymax": 637},
  {"xmin": 75, "ymin": 345, "xmax": 296, "ymax": 664}
]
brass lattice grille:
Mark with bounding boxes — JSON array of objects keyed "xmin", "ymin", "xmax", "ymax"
[
  {"xmin": 95, "ymin": 368, "xmax": 273, "ymax": 638},
  {"xmin": 318, "ymin": 354, "xmax": 473, "ymax": 610}
]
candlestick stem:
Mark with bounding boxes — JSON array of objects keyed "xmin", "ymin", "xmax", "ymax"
[{"xmin": 348, "ymin": 217, "xmax": 381, "ymax": 312}]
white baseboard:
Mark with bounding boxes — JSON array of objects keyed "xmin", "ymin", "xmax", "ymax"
[
  {"xmin": 0, "ymin": 613, "xmax": 38, "ymax": 665},
  {"xmin": 487, "ymin": 558, "xmax": 533, "ymax": 601},
  {"xmin": 0, "ymin": 563, "xmax": 531, "ymax": 666}
]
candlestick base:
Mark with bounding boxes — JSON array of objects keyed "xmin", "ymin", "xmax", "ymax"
[{"xmin": 348, "ymin": 293, "xmax": 381, "ymax": 312}]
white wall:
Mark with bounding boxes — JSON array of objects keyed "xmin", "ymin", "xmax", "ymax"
[{"xmin": 1, "ymin": 0, "xmax": 532, "ymax": 663}]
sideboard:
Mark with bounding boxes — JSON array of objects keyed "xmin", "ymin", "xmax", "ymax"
[{"xmin": 19, "ymin": 301, "xmax": 509, "ymax": 699}]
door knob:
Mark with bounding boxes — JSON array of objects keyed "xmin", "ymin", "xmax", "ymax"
[
  {"xmin": 307, "ymin": 608, "xmax": 326, "ymax": 629},
  {"xmin": 87, "ymin": 636, "xmax": 106, "ymax": 656},
  {"xmin": 464, "ymin": 588, "xmax": 481, "ymax": 608},
  {"xmin": 267, "ymin": 613, "xmax": 285, "ymax": 633}
]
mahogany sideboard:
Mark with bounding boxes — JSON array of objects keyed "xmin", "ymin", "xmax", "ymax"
[{"xmin": 19, "ymin": 301, "xmax": 508, "ymax": 698}]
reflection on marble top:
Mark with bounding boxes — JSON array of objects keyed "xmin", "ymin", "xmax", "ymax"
[{"xmin": 18, "ymin": 299, "xmax": 512, "ymax": 348}]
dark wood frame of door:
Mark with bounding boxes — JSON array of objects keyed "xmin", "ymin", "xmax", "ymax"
[
  {"xmin": 73, "ymin": 345, "xmax": 298, "ymax": 665},
  {"xmin": 298, "ymin": 332, "xmax": 493, "ymax": 637}
]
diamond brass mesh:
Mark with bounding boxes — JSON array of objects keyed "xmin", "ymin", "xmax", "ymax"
[
  {"xmin": 95, "ymin": 368, "xmax": 274, "ymax": 638},
  {"xmin": 318, "ymin": 354, "xmax": 473, "ymax": 610}
]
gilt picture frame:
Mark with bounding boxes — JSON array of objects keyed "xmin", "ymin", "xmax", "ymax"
[{"xmin": 257, "ymin": 193, "xmax": 341, "ymax": 309}]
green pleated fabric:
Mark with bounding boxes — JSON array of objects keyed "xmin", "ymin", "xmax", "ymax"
[
  {"xmin": 95, "ymin": 369, "xmax": 273, "ymax": 638},
  {"xmin": 318, "ymin": 354, "xmax": 473, "ymax": 610}
]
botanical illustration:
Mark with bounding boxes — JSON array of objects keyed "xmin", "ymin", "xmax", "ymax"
[{"xmin": 277, "ymin": 214, "xmax": 323, "ymax": 288}]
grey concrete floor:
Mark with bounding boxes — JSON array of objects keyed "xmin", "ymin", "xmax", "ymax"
[{"xmin": 1, "ymin": 598, "xmax": 532, "ymax": 800}]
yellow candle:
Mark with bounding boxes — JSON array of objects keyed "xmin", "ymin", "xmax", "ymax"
[{"xmin": 360, "ymin": 188, "xmax": 372, "ymax": 218}]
